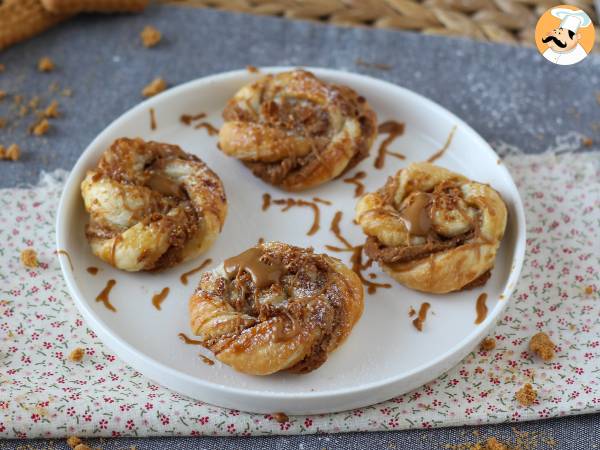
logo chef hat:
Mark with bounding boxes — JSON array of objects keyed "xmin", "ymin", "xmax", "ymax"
[{"xmin": 551, "ymin": 8, "xmax": 592, "ymax": 33}]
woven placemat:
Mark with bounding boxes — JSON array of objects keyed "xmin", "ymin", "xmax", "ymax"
[{"xmin": 163, "ymin": 0, "xmax": 599, "ymax": 48}]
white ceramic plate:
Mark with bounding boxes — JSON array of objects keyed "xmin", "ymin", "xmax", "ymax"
[{"xmin": 57, "ymin": 67, "xmax": 526, "ymax": 415}]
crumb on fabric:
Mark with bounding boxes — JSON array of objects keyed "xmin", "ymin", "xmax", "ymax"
[
  {"xmin": 32, "ymin": 118, "xmax": 50, "ymax": 136},
  {"xmin": 480, "ymin": 337, "xmax": 496, "ymax": 352},
  {"xmin": 272, "ymin": 412, "xmax": 289, "ymax": 423},
  {"xmin": 529, "ymin": 332, "xmax": 555, "ymax": 361},
  {"xmin": 68, "ymin": 347, "xmax": 85, "ymax": 362},
  {"xmin": 29, "ymin": 96, "xmax": 40, "ymax": 109},
  {"xmin": 142, "ymin": 77, "xmax": 167, "ymax": 97},
  {"xmin": 38, "ymin": 57, "xmax": 55, "ymax": 72},
  {"xmin": 20, "ymin": 248, "xmax": 38, "ymax": 268},
  {"xmin": 515, "ymin": 383, "xmax": 537, "ymax": 406},
  {"xmin": 66, "ymin": 436, "xmax": 82, "ymax": 448},
  {"xmin": 44, "ymin": 100, "xmax": 60, "ymax": 118},
  {"xmin": 581, "ymin": 137, "xmax": 593, "ymax": 147},
  {"xmin": 141, "ymin": 25, "xmax": 161, "ymax": 47},
  {"xmin": 585, "ymin": 285, "xmax": 594, "ymax": 296},
  {"xmin": 0, "ymin": 144, "xmax": 21, "ymax": 161}
]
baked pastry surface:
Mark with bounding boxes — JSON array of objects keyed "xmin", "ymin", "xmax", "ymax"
[
  {"xmin": 81, "ymin": 138, "xmax": 227, "ymax": 271},
  {"xmin": 355, "ymin": 162, "xmax": 507, "ymax": 293},
  {"xmin": 218, "ymin": 69, "xmax": 377, "ymax": 191},
  {"xmin": 188, "ymin": 241, "xmax": 364, "ymax": 375}
]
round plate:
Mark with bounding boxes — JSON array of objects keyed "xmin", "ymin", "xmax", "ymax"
[{"xmin": 56, "ymin": 67, "xmax": 526, "ymax": 415}]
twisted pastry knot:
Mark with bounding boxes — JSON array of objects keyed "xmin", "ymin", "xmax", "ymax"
[
  {"xmin": 356, "ymin": 163, "xmax": 507, "ymax": 294},
  {"xmin": 81, "ymin": 138, "xmax": 227, "ymax": 271},
  {"xmin": 218, "ymin": 69, "xmax": 377, "ymax": 191},
  {"xmin": 188, "ymin": 242, "xmax": 364, "ymax": 375}
]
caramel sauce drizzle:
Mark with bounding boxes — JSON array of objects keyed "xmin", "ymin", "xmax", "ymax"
[
  {"xmin": 326, "ymin": 211, "xmax": 391, "ymax": 294},
  {"xmin": 375, "ymin": 121, "xmax": 406, "ymax": 169},
  {"xmin": 152, "ymin": 287, "xmax": 170, "ymax": 311},
  {"xmin": 96, "ymin": 279, "xmax": 117, "ymax": 312},
  {"xmin": 400, "ymin": 192, "xmax": 433, "ymax": 236},
  {"xmin": 180, "ymin": 258, "xmax": 212, "ymax": 285},
  {"xmin": 343, "ymin": 171, "xmax": 367, "ymax": 197},
  {"xmin": 194, "ymin": 122, "xmax": 219, "ymax": 136},
  {"xmin": 412, "ymin": 302, "xmax": 431, "ymax": 331},
  {"xmin": 55, "ymin": 249, "xmax": 74, "ymax": 271},
  {"xmin": 264, "ymin": 197, "xmax": 322, "ymax": 236},
  {"xmin": 110, "ymin": 235, "xmax": 122, "ymax": 267},
  {"xmin": 427, "ymin": 125, "xmax": 457, "ymax": 163},
  {"xmin": 180, "ymin": 112, "xmax": 206, "ymax": 125},
  {"xmin": 312, "ymin": 197, "xmax": 332, "ymax": 205},
  {"xmin": 178, "ymin": 332, "xmax": 204, "ymax": 345},
  {"xmin": 475, "ymin": 292, "xmax": 488, "ymax": 324},
  {"xmin": 224, "ymin": 246, "xmax": 285, "ymax": 289},
  {"xmin": 200, "ymin": 354, "xmax": 215, "ymax": 366},
  {"xmin": 86, "ymin": 266, "xmax": 99, "ymax": 275},
  {"xmin": 149, "ymin": 107, "xmax": 157, "ymax": 131},
  {"xmin": 408, "ymin": 306, "xmax": 416, "ymax": 317}
]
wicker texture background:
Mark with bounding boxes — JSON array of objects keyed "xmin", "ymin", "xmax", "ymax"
[{"xmin": 164, "ymin": 0, "xmax": 598, "ymax": 48}]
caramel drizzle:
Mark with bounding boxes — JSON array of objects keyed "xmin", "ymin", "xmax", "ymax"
[
  {"xmin": 180, "ymin": 112, "xmax": 206, "ymax": 125},
  {"xmin": 312, "ymin": 197, "xmax": 332, "ymax": 205},
  {"xmin": 96, "ymin": 279, "xmax": 117, "ymax": 312},
  {"xmin": 86, "ymin": 266, "xmax": 99, "ymax": 275},
  {"xmin": 375, "ymin": 121, "xmax": 406, "ymax": 169},
  {"xmin": 149, "ymin": 107, "xmax": 157, "ymax": 131},
  {"xmin": 180, "ymin": 258, "xmax": 212, "ymax": 285},
  {"xmin": 475, "ymin": 292, "xmax": 488, "ymax": 324},
  {"xmin": 200, "ymin": 354, "xmax": 215, "ymax": 366},
  {"xmin": 326, "ymin": 211, "xmax": 391, "ymax": 294},
  {"xmin": 264, "ymin": 197, "xmax": 322, "ymax": 236},
  {"xmin": 427, "ymin": 125, "xmax": 457, "ymax": 163},
  {"xmin": 110, "ymin": 235, "xmax": 122, "ymax": 267},
  {"xmin": 55, "ymin": 249, "xmax": 74, "ymax": 271},
  {"xmin": 178, "ymin": 332, "xmax": 204, "ymax": 345},
  {"xmin": 151, "ymin": 287, "xmax": 170, "ymax": 311},
  {"xmin": 412, "ymin": 302, "xmax": 430, "ymax": 331},
  {"xmin": 343, "ymin": 171, "xmax": 367, "ymax": 197},
  {"xmin": 194, "ymin": 122, "xmax": 219, "ymax": 136},
  {"xmin": 224, "ymin": 246, "xmax": 285, "ymax": 289},
  {"xmin": 408, "ymin": 306, "xmax": 416, "ymax": 317}
]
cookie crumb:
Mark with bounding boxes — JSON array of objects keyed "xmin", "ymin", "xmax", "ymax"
[
  {"xmin": 74, "ymin": 445, "xmax": 93, "ymax": 450},
  {"xmin": 31, "ymin": 118, "xmax": 50, "ymax": 136},
  {"xmin": 142, "ymin": 77, "xmax": 167, "ymax": 97},
  {"xmin": 515, "ymin": 383, "xmax": 537, "ymax": 406},
  {"xmin": 529, "ymin": 332, "xmax": 555, "ymax": 361},
  {"xmin": 0, "ymin": 63, "xmax": 5, "ymax": 72},
  {"xmin": 483, "ymin": 438, "xmax": 509, "ymax": 450},
  {"xmin": 585, "ymin": 285, "xmax": 594, "ymax": 296},
  {"xmin": 66, "ymin": 436, "xmax": 82, "ymax": 448},
  {"xmin": 68, "ymin": 347, "xmax": 85, "ymax": 362},
  {"xmin": 38, "ymin": 57, "xmax": 55, "ymax": 72},
  {"xmin": 247, "ymin": 65, "xmax": 259, "ymax": 73},
  {"xmin": 20, "ymin": 248, "xmax": 38, "ymax": 268},
  {"xmin": 141, "ymin": 25, "xmax": 161, "ymax": 47},
  {"xmin": 480, "ymin": 337, "xmax": 496, "ymax": 351},
  {"xmin": 44, "ymin": 100, "xmax": 60, "ymax": 118},
  {"xmin": 0, "ymin": 144, "xmax": 21, "ymax": 161},
  {"xmin": 272, "ymin": 412, "xmax": 289, "ymax": 423}
]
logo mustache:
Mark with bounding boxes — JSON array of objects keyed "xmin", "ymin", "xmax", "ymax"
[{"xmin": 542, "ymin": 35, "xmax": 567, "ymax": 48}]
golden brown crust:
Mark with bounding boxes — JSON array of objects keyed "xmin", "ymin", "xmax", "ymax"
[
  {"xmin": 188, "ymin": 241, "xmax": 364, "ymax": 375},
  {"xmin": 218, "ymin": 70, "xmax": 377, "ymax": 191},
  {"xmin": 355, "ymin": 162, "xmax": 507, "ymax": 293},
  {"xmin": 81, "ymin": 138, "xmax": 227, "ymax": 272}
]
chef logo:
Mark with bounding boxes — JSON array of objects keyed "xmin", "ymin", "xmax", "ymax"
[{"xmin": 535, "ymin": 5, "xmax": 595, "ymax": 65}]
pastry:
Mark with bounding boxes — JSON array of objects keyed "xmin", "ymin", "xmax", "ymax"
[
  {"xmin": 188, "ymin": 241, "xmax": 364, "ymax": 375},
  {"xmin": 355, "ymin": 162, "xmax": 507, "ymax": 293},
  {"xmin": 81, "ymin": 138, "xmax": 227, "ymax": 271},
  {"xmin": 218, "ymin": 69, "xmax": 377, "ymax": 191}
]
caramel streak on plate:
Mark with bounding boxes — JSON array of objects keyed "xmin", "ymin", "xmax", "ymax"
[
  {"xmin": 96, "ymin": 279, "xmax": 117, "ymax": 312},
  {"xmin": 412, "ymin": 302, "xmax": 431, "ymax": 331},
  {"xmin": 86, "ymin": 266, "xmax": 99, "ymax": 275},
  {"xmin": 194, "ymin": 122, "xmax": 219, "ymax": 136},
  {"xmin": 268, "ymin": 198, "xmax": 321, "ymax": 236},
  {"xmin": 55, "ymin": 249, "xmax": 73, "ymax": 271},
  {"xmin": 312, "ymin": 197, "xmax": 332, "ymax": 205},
  {"xmin": 427, "ymin": 125, "xmax": 457, "ymax": 163},
  {"xmin": 261, "ymin": 193, "xmax": 271, "ymax": 211},
  {"xmin": 475, "ymin": 292, "xmax": 488, "ymax": 324},
  {"xmin": 375, "ymin": 121, "xmax": 405, "ymax": 169},
  {"xmin": 178, "ymin": 332, "xmax": 204, "ymax": 345},
  {"xmin": 149, "ymin": 107, "xmax": 156, "ymax": 130},
  {"xmin": 180, "ymin": 258, "xmax": 212, "ymax": 286},
  {"xmin": 200, "ymin": 354, "xmax": 215, "ymax": 365},
  {"xmin": 343, "ymin": 171, "xmax": 367, "ymax": 197},
  {"xmin": 151, "ymin": 287, "xmax": 169, "ymax": 310},
  {"xmin": 180, "ymin": 112, "xmax": 206, "ymax": 125}
]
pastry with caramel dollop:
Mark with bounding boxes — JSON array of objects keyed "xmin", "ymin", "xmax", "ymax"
[
  {"xmin": 355, "ymin": 162, "xmax": 507, "ymax": 293},
  {"xmin": 218, "ymin": 69, "xmax": 377, "ymax": 191},
  {"xmin": 81, "ymin": 138, "xmax": 227, "ymax": 271},
  {"xmin": 188, "ymin": 241, "xmax": 364, "ymax": 375}
]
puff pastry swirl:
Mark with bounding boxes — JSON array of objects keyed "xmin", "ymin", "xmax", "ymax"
[
  {"xmin": 188, "ymin": 241, "xmax": 364, "ymax": 375},
  {"xmin": 81, "ymin": 138, "xmax": 227, "ymax": 271},
  {"xmin": 218, "ymin": 69, "xmax": 377, "ymax": 191},
  {"xmin": 355, "ymin": 162, "xmax": 507, "ymax": 294}
]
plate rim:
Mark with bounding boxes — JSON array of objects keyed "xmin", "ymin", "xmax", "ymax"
[{"xmin": 56, "ymin": 66, "xmax": 527, "ymax": 411}]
